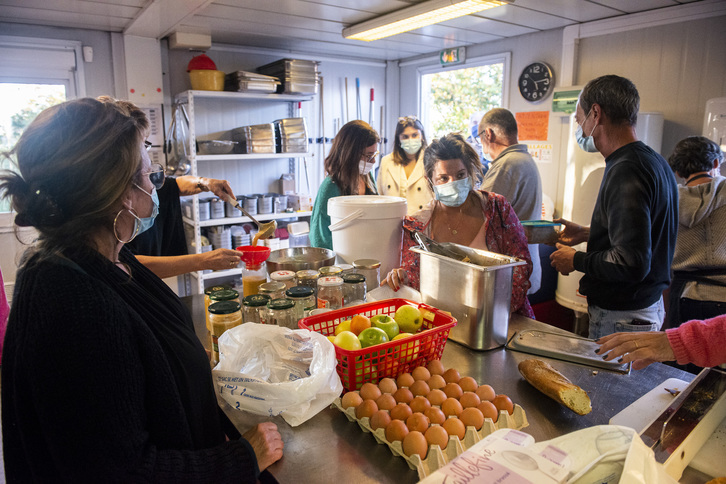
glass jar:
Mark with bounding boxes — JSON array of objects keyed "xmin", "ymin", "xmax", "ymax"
[
  {"xmin": 242, "ymin": 294, "xmax": 271, "ymax": 324},
  {"xmin": 317, "ymin": 276, "xmax": 344, "ymax": 310},
  {"xmin": 242, "ymin": 261, "xmax": 267, "ymax": 297},
  {"xmin": 285, "ymin": 286, "xmax": 316, "ymax": 323},
  {"xmin": 208, "ymin": 300, "xmax": 242, "ymax": 365},
  {"xmin": 342, "ymin": 273, "xmax": 367, "ymax": 307},
  {"xmin": 270, "ymin": 270, "xmax": 296, "ymax": 290},
  {"xmin": 258, "ymin": 281, "xmax": 286, "ymax": 301},
  {"xmin": 353, "ymin": 259, "xmax": 381, "ymax": 290},
  {"xmin": 318, "ymin": 265, "xmax": 342, "ymax": 277},
  {"xmin": 264, "ymin": 298, "xmax": 297, "ymax": 329},
  {"xmin": 295, "ymin": 269, "xmax": 320, "ymax": 297},
  {"xmin": 338, "ymin": 263, "xmax": 355, "ymax": 275},
  {"xmin": 204, "ymin": 284, "xmax": 232, "ymax": 331}
]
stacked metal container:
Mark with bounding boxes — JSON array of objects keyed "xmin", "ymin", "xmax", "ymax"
[
  {"xmin": 274, "ymin": 118, "xmax": 308, "ymax": 153},
  {"xmin": 224, "ymin": 70, "xmax": 280, "ymax": 93},
  {"xmin": 256, "ymin": 59, "xmax": 319, "ymax": 95},
  {"xmin": 224, "ymin": 124, "xmax": 276, "ymax": 154}
]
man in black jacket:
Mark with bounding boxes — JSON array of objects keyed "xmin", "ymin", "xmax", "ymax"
[{"xmin": 550, "ymin": 75, "xmax": 678, "ymax": 339}]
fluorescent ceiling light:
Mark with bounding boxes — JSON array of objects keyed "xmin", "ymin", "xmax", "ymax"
[{"xmin": 343, "ymin": 0, "xmax": 512, "ymax": 42}]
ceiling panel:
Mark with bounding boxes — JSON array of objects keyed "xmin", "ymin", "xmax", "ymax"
[
  {"xmin": 590, "ymin": 0, "xmax": 682, "ymax": 13},
  {"xmin": 0, "ymin": 5, "xmax": 131, "ymax": 31},
  {"xmin": 511, "ymin": 0, "xmax": 624, "ymax": 21},
  {"xmin": 474, "ymin": 4, "xmax": 579, "ymax": 30}
]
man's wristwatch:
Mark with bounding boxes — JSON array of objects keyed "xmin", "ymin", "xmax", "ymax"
[{"xmin": 196, "ymin": 177, "xmax": 207, "ymax": 191}]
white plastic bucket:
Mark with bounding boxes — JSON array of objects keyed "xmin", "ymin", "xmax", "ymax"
[{"xmin": 328, "ymin": 196, "xmax": 407, "ymax": 278}]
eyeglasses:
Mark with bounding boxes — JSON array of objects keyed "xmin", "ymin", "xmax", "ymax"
[
  {"xmin": 145, "ymin": 163, "xmax": 165, "ymax": 189},
  {"xmin": 144, "ymin": 140, "xmax": 153, "ymax": 151},
  {"xmin": 363, "ymin": 151, "xmax": 379, "ymax": 162},
  {"xmin": 398, "ymin": 116, "xmax": 419, "ymax": 124}
]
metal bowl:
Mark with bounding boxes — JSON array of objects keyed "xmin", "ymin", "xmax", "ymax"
[{"xmin": 266, "ymin": 247, "xmax": 336, "ymax": 273}]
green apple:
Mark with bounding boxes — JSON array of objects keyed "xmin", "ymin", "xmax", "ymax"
[
  {"xmin": 394, "ymin": 305, "xmax": 423, "ymax": 334},
  {"xmin": 358, "ymin": 327, "xmax": 389, "ymax": 348},
  {"xmin": 371, "ymin": 314, "xmax": 400, "ymax": 340}
]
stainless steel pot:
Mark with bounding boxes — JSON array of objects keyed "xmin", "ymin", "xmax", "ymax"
[{"xmin": 266, "ymin": 247, "xmax": 336, "ymax": 273}]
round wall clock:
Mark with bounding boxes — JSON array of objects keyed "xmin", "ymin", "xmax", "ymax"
[{"xmin": 518, "ymin": 62, "xmax": 554, "ymax": 103}]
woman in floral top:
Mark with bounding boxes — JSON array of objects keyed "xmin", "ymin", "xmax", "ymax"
[{"xmin": 382, "ymin": 133, "xmax": 534, "ymax": 318}]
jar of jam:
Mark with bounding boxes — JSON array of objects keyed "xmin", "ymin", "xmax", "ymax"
[
  {"xmin": 285, "ymin": 286, "xmax": 316, "ymax": 323},
  {"xmin": 242, "ymin": 294, "xmax": 271, "ymax": 324},
  {"xmin": 342, "ymin": 273, "xmax": 367, "ymax": 307},
  {"xmin": 264, "ymin": 298, "xmax": 297, "ymax": 329},
  {"xmin": 242, "ymin": 261, "xmax": 267, "ymax": 297},
  {"xmin": 295, "ymin": 269, "xmax": 320, "ymax": 297},
  {"xmin": 270, "ymin": 270, "xmax": 296, "ymax": 290},
  {"xmin": 204, "ymin": 284, "xmax": 232, "ymax": 331},
  {"xmin": 317, "ymin": 276, "xmax": 344, "ymax": 310},
  {"xmin": 208, "ymin": 300, "xmax": 242, "ymax": 365}
]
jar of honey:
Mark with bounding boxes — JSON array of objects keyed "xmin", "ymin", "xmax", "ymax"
[
  {"xmin": 242, "ymin": 261, "xmax": 267, "ymax": 297},
  {"xmin": 209, "ymin": 300, "xmax": 242, "ymax": 365},
  {"xmin": 204, "ymin": 284, "xmax": 232, "ymax": 331}
]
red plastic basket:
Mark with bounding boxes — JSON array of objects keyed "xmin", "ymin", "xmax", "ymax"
[{"xmin": 298, "ymin": 298, "xmax": 457, "ymax": 391}]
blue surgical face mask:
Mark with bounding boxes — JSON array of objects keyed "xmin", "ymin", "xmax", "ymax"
[
  {"xmin": 576, "ymin": 110, "xmax": 598, "ymax": 153},
  {"xmin": 400, "ymin": 138, "xmax": 422, "ymax": 155},
  {"xmin": 132, "ymin": 183, "xmax": 159, "ymax": 236},
  {"xmin": 433, "ymin": 177, "xmax": 471, "ymax": 207}
]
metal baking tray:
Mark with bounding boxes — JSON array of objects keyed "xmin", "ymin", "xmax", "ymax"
[{"xmin": 506, "ymin": 329, "xmax": 631, "ymax": 373}]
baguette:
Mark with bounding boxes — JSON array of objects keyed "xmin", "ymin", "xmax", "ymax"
[{"xmin": 518, "ymin": 359, "xmax": 592, "ymax": 415}]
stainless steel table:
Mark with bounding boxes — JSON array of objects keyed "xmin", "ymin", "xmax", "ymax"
[{"xmin": 182, "ymin": 296, "xmax": 701, "ymax": 483}]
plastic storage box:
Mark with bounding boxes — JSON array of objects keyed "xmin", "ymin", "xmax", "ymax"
[{"xmin": 298, "ymin": 298, "xmax": 457, "ymax": 391}]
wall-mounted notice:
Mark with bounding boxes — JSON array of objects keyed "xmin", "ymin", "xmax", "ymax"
[
  {"xmin": 527, "ymin": 143, "xmax": 553, "ymax": 164},
  {"xmin": 516, "ymin": 111, "xmax": 549, "ymax": 141}
]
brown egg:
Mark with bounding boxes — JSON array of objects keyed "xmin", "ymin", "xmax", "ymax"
[
  {"xmin": 396, "ymin": 372, "xmax": 415, "ymax": 388},
  {"xmin": 443, "ymin": 368, "xmax": 461, "ymax": 384},
  {"xmin": 412, "ymin": 366, "xmax": 431, "ymax": 381},
  {"xmin": 424, "ymin": 406, "xmax": 446, "ymax": 425},
  {"xmin": 370, "ymin": 409, "xmax": 392, "ymax": 431},
  {"xmin": 476, "ymin": 384, "xmax": 496, "ymax": 402},
  {"xmin": 406, "ymin": 412, "xmax": 430, "ymax": 433},
  {"xmin": 360, "ymin": 382, "xmax": 382, "ymax": 401},
  {"xmin": 442, "ymin": 417, "xmax": 466, "ymax": 440},
  {"xmin": 492, "ymin": 394, "xmax": 514, "ymax": 415},
  {"xmin": 378, "ymin": 377, "xmax": 398, "ymax": 395},
  {"xmin": 341, "ymin": 391, "xmax": 363, "ymax": 409},
  {"xmin": 390, "ymin": 402, "xmax": 413, "ymax": 421},
  {"xmin": 355, "ymin": 399, "xmax": 378, "ymax": 419},
  {"xmin": 409, "ymin": 380, "xmax": 431, "ymax": 397},
  {"xmin": 385, "ymin": 419, "xmax": 410, "ymax": 442},
  {"xmin": 459, "ymin": 376, "xmax": 478, "ymax": 393},
  {"xmin": 426, "ymin": 359, "xmax": 445, "ymax": 376},
  {"xmin": 460, "ymin": 392, "xmax": 482, "ymax": 409},
  {"xmin": 425, "ymin": 425, "xmax": 449, "ymax": 450},
  {"xmin": 403, "ymin": 431, "xmax": 428, "ymax": 459},
  {"xmin": 426, "ymin": 389, "xmax": 447, "ymax": 406},
  {"xmin": 427, "ymin": 374, "xmax": 446, "ymax": 390},
  {"xmin": 460, "ymin": 407, "xmax": 485, "ymax": 430},
  {"xmin": 410, "ymin": 395, "xmax": 432, "ymax": 414},
  {"xmin": 441, "ymin": 397, "xmax": 463, "ymax": 417},
  {"xmin": 443, "ymin": 382, "xmax": 464, "ymax": 400},
  {"xmin": 393, "ymin": 387, "xmax": 414, "ymax": 404},
  {"xmin": 375, "ymin": 393, "xmax": 397, "ymax": 411},
  {"xmin": 477, "ymin": 400, "xmax": 499, "ymax": 422}
]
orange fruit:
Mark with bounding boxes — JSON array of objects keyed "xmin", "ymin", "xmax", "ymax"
[{"xmin": 350, "ymin": 314, "xmax": 372, "ymax": 336}]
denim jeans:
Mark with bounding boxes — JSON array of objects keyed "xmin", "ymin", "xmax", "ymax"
[{"xmin": 588, "ymin": 297, "xmax": 665, "ymax": 340}]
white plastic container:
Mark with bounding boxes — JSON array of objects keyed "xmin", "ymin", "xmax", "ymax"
[{"xmin": 327, "ymin": 196, "xmax": 407, "ymax": 278}]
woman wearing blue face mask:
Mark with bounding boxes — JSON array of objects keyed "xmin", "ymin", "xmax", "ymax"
[
  {"xmin": 310, "ymin": 119, "xmax": 380, "ymax": 250},
  {"xmin": 377, "ymin": 116, "xmax": 432, "ymax": 215},
  {"xmin": 0, "ymin": 96, "xmax": 283, "ymax": 481},
  {"xmin": 382, "ymin": 132, "xmax": 534, "ymax": 318}
]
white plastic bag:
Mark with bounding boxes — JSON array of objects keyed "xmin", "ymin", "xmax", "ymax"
[{"xmin": 212, "ymin": 323, "xmax": 342, "ymax": 426}]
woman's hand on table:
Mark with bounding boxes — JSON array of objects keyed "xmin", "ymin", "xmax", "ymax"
[
  {"xmin": 382, "ymin": 268, "xmax": 407, "ymax": 291},
  {"xmin": 595, "ymin": 331, "xmax": 676, "ymax": 370},
  {"xmin": 242, "ymin": 422, "xmax": 284, "ymax": 472}
]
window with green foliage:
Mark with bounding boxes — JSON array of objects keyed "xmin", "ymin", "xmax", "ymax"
[
  {"xmin": 0, "ymin": 83, "xmax": 67, "ymax": 212},
  {"xmin": 420, "ymin": 54, "xmax": 508, "ymax": 141}
]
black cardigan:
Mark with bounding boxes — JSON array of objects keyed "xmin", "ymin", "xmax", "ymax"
[{"xmin": 2, "ymin": 246, "xmax": 264, "ymax": 483}]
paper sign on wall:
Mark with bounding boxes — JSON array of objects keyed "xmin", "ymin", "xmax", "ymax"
[
  {"xmin": 527, "ymin": 143, "xmax": 553, "ymax": 164},
  {"xmin": 516, "ymin": 111, "xmax": 549, "ymax": 141}
]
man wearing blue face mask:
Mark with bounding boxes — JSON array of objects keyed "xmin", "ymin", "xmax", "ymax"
[
  {"xmin": 478, "ymin": 108, "xmax": 543, "ymax": 295},
  {"xmin": 550, "ymin": 75, "xmax": 678, "ymax": 339}
]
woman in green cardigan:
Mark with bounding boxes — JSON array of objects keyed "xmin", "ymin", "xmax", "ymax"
[{"xmin": 310, "ymin": 120, "xmax": 380, "ymax": 249}]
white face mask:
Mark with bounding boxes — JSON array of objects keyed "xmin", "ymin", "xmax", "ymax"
[
  {"xmin": 434, "ymin": 177, "xmax": 471, "ymax": 207},
  {"xmin": 576, "ymin": 109, "xmax": 598, "ymax": 153},
  {"xmin": 359, "ymin": 158, "xmax": 375, "ymax": 175},
  {"xmin": 401, "ymin": 138, "xmax": 422, "ymax": 155}
]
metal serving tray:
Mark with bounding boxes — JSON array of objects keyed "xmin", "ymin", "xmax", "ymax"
[{"xmin": 506, "ymin": 329, "xmax": 631, "ymax": 373}]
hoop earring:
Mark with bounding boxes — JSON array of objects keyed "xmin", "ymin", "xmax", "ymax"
[{"xmin": 113, "ymin": 208, "xmax": 141, "ymax": 244}]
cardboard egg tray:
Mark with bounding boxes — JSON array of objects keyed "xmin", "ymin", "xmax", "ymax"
[{"xmin": 332, "ymin": 398, "xmax": 529, "ymax": 480}]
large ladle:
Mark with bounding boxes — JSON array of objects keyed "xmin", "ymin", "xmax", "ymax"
[{"xmin": 223, "ymin": 195, "xmax": 277, "ymax": 240}]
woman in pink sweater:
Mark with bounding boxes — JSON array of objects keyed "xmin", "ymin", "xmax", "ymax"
[{"xmin": 596, "ymin": 314, "xmax": 726, "ymax": 369}]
